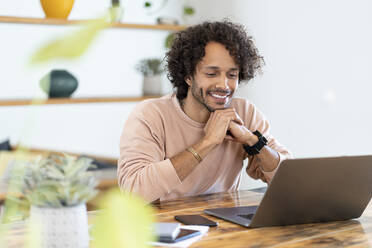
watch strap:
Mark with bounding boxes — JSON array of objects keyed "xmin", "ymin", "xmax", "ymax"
[{"xmin": 243, "ymin": 130, "xmax": 268, "ymax": 155}]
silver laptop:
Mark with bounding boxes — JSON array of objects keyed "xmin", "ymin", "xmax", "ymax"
[{"xmin": 204, "ymin": 155, "xmax": 372, "ymax": 228}]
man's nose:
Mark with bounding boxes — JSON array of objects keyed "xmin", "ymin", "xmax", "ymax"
[{"xmin": 215, "ymin": 75, "xmax": 230, "ymax": 89}]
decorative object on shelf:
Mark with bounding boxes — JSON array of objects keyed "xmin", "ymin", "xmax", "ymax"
[
  {"xmin": 143, "ymin": 0, "xmax": 169, "ymax": 14},
  {"xmin": 20, "ymin": 154, "xmax": 98, "ymax": 248},
  {"xmin": 136, "ymin": 58, "xmax": 170, "ymax": 95},
  {"xmin": 109, "ymin": 0, "xmax": 124, "ymax": 22},
  {"xmin": 156, "ymin": 17, "xmax": 179, "ymax": 25},
  {"xmin": 40, "ymin": 0, "xmax": 75, "ymax": 19},
  {"xmin": 144, "ymin": 0, "xmax": 195, "ymax": 25},
  {"xmin": 182, "ymin": 4, "xmax": 195, "ymax": 25},
  {"xmin": 0, "ymin": 139, "xmax": 11, "ymax": 151},
  {"xmin": 40, "ymin": 70, "xmax": 78, "ymax": 98}
]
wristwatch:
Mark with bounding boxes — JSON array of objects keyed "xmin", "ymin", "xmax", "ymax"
[{"xmin": 243, "ymin": 130, "xmax": 268, "ymax": 155}]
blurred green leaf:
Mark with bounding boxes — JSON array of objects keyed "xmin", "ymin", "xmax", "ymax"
[
  {"xmin": 184, "ymin": 6, "xmax": 195, "ymax": 16},
  {"xmin": 92, "ymin": 189, "xmax": 156, "ymax": 248},
  {"xmin": 30, "ymin": 18, "xmax": 110, "ymax": 65},
  {"xmin": 164, "ymin": 32, "xmax": 175, "ymax": 49}
]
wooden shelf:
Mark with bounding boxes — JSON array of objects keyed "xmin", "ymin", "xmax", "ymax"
[
  {"xmin": 0, "ymin": 15, "xmax": 186, "ymax": 31},
  {"xmin": 0, "ymin": 96, "xmax": 160, "ymax": 106}
]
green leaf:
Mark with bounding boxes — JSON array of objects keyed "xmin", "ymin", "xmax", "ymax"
[
  {"xmin": 164, "ymin": 32, "xmax": 175, "ymax": 49},
  {"xmin": 30, "ymin": 18, "xmax": 110, "ymax": 65},
  {"xmin": 18, "ymin": 154, "xmax": 98, "ymax": 208},
  {"xmin": 183, "ymin": 6, "xmax": 195, "ymax": 16},
  {"xmin": 91, "ymin": 189, "xmax": 155, "ymax": 248}
]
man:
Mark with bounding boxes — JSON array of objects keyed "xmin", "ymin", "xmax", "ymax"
[{"xmin": 118, "ymin": 21, "xmax": 291, "ymax": 203}]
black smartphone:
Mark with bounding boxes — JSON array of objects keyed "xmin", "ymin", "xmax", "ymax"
[
  {"xmin": 158, "ymin": 228, "xmax": 201, "ymax": 243},
  {"xmin": 175, "ymin": 215, "xmax": 218, "ymax": 227}
]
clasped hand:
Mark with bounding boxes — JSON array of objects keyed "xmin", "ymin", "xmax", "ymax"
[{"xmin": 203, "ymin": 108, "xmax": 254, "ymax": 146}]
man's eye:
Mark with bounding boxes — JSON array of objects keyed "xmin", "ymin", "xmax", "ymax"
[
  {"xmin": 206, "ymin": 73, "xmax": 216, "ymax": 76},
  {"xmin": 229, "ymin": 74, "xmax": 237, "ymax": 78}
]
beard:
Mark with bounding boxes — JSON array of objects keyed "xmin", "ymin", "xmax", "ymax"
[{"xmin": 190, "ymin": 78, "xmax": 234, "ymax": 112}]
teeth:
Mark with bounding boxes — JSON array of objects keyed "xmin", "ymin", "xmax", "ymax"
[{"xmin": 211, "ymin": 93, "xmax": 227, "ymax": 99}]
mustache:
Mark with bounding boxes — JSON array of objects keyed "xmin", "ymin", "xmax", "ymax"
[{"xmin": 206, "ymin": 88, "xmax": 232, "ymax": 95}]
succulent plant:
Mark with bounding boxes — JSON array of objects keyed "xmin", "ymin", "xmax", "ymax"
[
  {"xmin": 20, "ymin": 154, "xmax": 98, "ymax": 208},
  {"xmin": 136, "ymin": 58, "xmax": 164, "ymax": 77},
  {"xmin": 112, "ymin": 0, "xmax": 120, "ymax": 7}
]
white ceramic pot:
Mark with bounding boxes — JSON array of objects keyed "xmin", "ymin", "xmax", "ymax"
[
  {"xmin": 29, "ymin": 204, "xmax": 89, "ymax": 248},
  {"xmin": 142, "ymin": 74, "xmax": 172, "ymax": 96}
]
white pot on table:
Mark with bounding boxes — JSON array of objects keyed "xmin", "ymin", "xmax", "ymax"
[{"xmin": 29, "ymin": 204, "xmax": 89, "ymax": 248}]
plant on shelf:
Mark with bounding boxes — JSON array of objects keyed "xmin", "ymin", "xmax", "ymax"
[
  {"xmin": 144, "ymin": 0, "xmax": 195, "ymax": 25},
  {"xmin": 136, "ymin": 58, "xmax": 164, "ymax": 77},
  {"xmin": 136, "ymin": 58, "xmax": 170, "ymax": 96},
  {"xmin": 20, "ymin": 154, "xmax": 98, "ymax": 248},
  {"xmin": 109, "ymin": 0, "xmax": 124, "ymax": 22}
]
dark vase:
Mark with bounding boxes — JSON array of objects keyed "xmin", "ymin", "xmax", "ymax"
[{"xmin": 40, "ymin": 70, "xmax": 78, "ymax": 98}]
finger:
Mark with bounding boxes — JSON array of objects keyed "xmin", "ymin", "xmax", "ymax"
[
  {"xmin": 224, "ymin": 135, "xmax": 234, "ymax": 141},
  {"xmin": 204, "ymin": 112, "xmax": 215, "ymax": 131},
  {"xmin": 218, "ymin": 110, "xmax": 244, "ymax": 126},
  {"xmin": 229, "ymin": 121, "xmax": 243, "ymax": 132},
  {"xmin": 233, "ymin": 112, "xmax": 244, "ymax": 125},
  {"xmin": 223, "ymin": 108, "xmax": 243, "ymax": 125},
  {"xmin": 213, "ymin": 108, "xmax": 235, "ymax": 116}
]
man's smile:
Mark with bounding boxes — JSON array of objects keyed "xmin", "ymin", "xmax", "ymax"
[{"xmin": 207, "ymin": 90, "xmax": 232, "ymax": 105}]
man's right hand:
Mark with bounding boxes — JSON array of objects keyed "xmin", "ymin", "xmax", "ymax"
[{"xmin": 203, "ymin": 108, "xmax": 243, "ymax": 147}]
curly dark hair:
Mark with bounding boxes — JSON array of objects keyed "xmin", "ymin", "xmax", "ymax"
[{"xmin": 165, "ymin": 20, "xmax": 265, "ymax": 101}]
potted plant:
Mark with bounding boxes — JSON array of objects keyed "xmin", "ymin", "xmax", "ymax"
[
  {"xmin": 136, "ymin": 58, "xmax": 170, "ymax": 96},
  {"xmin": 109, "ymin": 0, "xmax": 124, "ymax": 22},
  {"xmin": 22, "ymin": 154, "xmax": 98, "ymax": 248}
]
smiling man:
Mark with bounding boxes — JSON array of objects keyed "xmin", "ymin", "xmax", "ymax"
[{"xmin": 118, "ymin": 21, "xmax": 291, "ymax": 203}]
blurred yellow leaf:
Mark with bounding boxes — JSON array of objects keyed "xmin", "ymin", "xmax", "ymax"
[
  {"xmin": 26, "ymin": 219, "xmax": 41, "ymax": 248},
  {"xmin": 91, "ymin": 189, "xmax": 156, "ymax": 248},
  {"xmin": 30, "ymin": 18, "xmax": 110, "ymax": 65}
]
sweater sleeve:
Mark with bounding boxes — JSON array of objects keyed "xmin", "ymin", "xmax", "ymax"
[
  {"xmin": 245, "ymin": 102, "xmax": 293, "ymax": 183},
  {"xmin": 117, "ymin": 105, "xmax": 182, "ymax": 203}
]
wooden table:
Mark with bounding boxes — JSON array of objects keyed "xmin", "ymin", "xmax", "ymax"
[
  {"xmin": 153, "ymin": 190, "xmax": 372, "ymax": 247},
  {"xmin": 2, "ymin": 190, "xmax": 372, "ymax": 247}
]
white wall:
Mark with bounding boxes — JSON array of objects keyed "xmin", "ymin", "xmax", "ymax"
[
  {"xmin": 231, "ymin": 0, "xmax": 372, "ymax": 159},
  {"xmin": 187, "ymin": 0, "xmax": 372, "ymax": 189}
]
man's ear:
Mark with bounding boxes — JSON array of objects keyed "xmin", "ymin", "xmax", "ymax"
[{"xmin": 185, "ymin": 76, "xmax": 192, "ymax": 86}]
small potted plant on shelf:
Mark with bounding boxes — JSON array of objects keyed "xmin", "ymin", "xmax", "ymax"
[
  {"xmin": 21, "ymin": 154, "xmax": 98, "ymax": 248},
  {"xmin": 109, "ymin": 0, "xmax": 124, "ymax": 22},
  {"xmin": 136, "ymin": 58, "xmax": 171, "ymax": 96}
]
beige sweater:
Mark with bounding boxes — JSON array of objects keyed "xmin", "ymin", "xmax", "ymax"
[{"xmin": 118, "ymin": 94, "xmax": 291, "ymax": 202}]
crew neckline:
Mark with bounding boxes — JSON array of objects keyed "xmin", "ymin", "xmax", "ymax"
[{"xmin": 171, "ymin": 94, "xmax": 206, "ymax": 128}]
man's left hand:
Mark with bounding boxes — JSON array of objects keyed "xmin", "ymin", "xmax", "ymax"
[{"xmin": 226, "ymin": 111, "xmax": 258, "ymax": 146}]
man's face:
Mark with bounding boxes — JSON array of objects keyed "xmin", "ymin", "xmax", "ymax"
[{"xmin": 186, "ymin": 42, "xmax": 239, "ymax": 112}]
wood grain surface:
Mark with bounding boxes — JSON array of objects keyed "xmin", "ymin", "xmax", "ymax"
[
  {"xmin": 1, "ymin": 190, "xmax": 371, "ymax": 247},
  {"xmin": 0, "ymin": 16, "xmax": 186, "ymax": 31}
]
